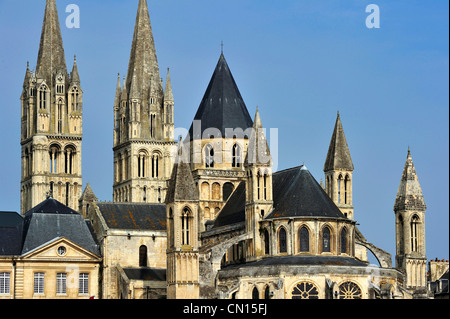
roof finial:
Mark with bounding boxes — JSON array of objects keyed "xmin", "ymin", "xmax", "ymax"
[{"xmin": 221, "ymin": 40, "xmax": 224, "ymax": 54}]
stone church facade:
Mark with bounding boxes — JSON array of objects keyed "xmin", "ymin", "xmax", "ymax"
[{"xmin": 0, "ymin": 0, "xmax": 438, "ymax": 300}]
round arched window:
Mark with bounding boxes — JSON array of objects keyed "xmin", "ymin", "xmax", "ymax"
[
  {"xmin": 338, "ymin": 281, "xmax": 362, "ymax": 299},
  {"xmin": 291, "ymin": 281, "xmax": 319, "ymax": 299}
]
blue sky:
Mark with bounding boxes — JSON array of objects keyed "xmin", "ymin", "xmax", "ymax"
[{"xmin": 0, "ymin": 0, "xmax": 448, "ymax": 264}]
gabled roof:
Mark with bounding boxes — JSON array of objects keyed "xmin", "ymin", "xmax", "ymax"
[
  {"xmin": 96, "ymin": 202, "xmax": 167, "ymax": 231},
  {"xmin": 188, "ymin": 53, "xmax": 253, "ymax": 140},
  {"xmin": 394, "ymin": 148, "xmax": 426, "ymax": 212},
  {"xmin": 324, "ymin": 112, "xmax": 354, "ymax": 171}
]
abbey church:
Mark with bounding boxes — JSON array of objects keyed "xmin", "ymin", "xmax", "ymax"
[{"xmin": 1, "ymin": 0, "xmax": 446, "ymax": 300}]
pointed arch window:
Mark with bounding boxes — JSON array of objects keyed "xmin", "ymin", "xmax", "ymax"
[
  {"xmin": 252, "ymin": 287, "xmax": 259, "ymax": 299},
  {"xmin": 263, "ymin": 172, "xmax": 268, "ymax": 200},
  {"xmin": 39, "ymin": 85, "xmax": 48, "ymax": 110},
  {"xmin": 257, "ymin": 170, "xmax": 261, "ymax": 200},
  {"xmin": 322, "ymin": 227, "xmax": 331, "ymax": 253},
  {"xmin": 411, "ymin": 215, "xmax": 420, "ymax": 252},
  {"xmin": 138, "ymin": 151, "xmax": 147, "ymax": 178},
  {"xmin": 278, "ymin": 227, "xmax": 287, "ymax": 253},
  {"xmin": 337, "ymin": 174, "xmax": 343, "ymax": 204},
  {"xmin": 71, "ymin": 87, "xmax": 80, "ymax": 112},
  {"xmin": 205, "ymin": 144, "xmax": 214, "ymax": 168},
  {"xmin": 232, "ymin": 143, "xmax": 241, "ymax": 168},
  {"xmin": 181, "ymin": 207, "xmax": 191, "ymax": 246},
  {"xmin": 264, "ymin": 229, "xmax": 270, "ymax": 255},
  {"xmin": 340, "ymin": 227, "xmax": 347, "ymax": 254},
  {"xmin": 344, "ymin": 175, "xmax": 350, "ymax": 204},
  {"xmin": 57, "ymin": 99, "xmax": 63, "ymax": 133},
  {"xmin": 299, "ymin": 226, "xmax": 310, "ymax": 252}
]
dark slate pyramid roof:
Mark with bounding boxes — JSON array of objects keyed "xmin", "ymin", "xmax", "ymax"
[
  {"xmin": 0, "ymin": 212, "xmax": 24, "ymax": 256},
  {"xmin": 212, "ymin": 165, "xmax": 346, "ymax": 229},
  {"xmin": 188, "ymin": 53, "xmax": 253, "ymax": 140},
  {"xmin": 267, "ymin": 166, "xmax": 346, "ymax": 219}
]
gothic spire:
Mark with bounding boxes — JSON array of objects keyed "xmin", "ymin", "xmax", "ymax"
[
  {"xmin": 23, "ymin": 62, "xmax": 31, "ymax": 88},
  {"xmin": 164, "ymin": 68, "xmax": 174, "ymax": 102},
  {"xmin": 394, "ymin": 148, "xmax": 426, "ymax": 212},
  {"xmin": 36, "ymin": 0, "xmax": 67, "ymax": 85},
  {"xmin": 245, "ymin": 107, "xmax": 272, "ymax": 166},
  {"xmin": 70, "ymin": 55, "xmax": 80, "ymax": 84},
  {"xmin": 114, "ymin": 73, "xmax": 122, "ymax": 106},
  {"xmin": 324, "ymin": 112, "xmax": 354, "ymax": 172},
  {"xmin": 126, "ymin": 0, "xmax": 161, "ymax": 100},
  {"xmin": 165, "ymin": 150, "xmax": 199, "ymax": 203}
]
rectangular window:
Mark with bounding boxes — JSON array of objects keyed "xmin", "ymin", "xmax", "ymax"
[
  {"xmin": 79, "ymin": 273, "xmax": 89, "ymax": 295},
  {"xmin": 56, "ymin": 273, "xmax": 67, "ymax": 295},
  {"xmin": 0, "ymin": 273, "xmax": 10, "ymax": 294},
  {"xmin": 34, "ymin": 272, "xmax": 45, "ymax": 294}
]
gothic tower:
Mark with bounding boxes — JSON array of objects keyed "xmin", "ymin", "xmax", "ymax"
[
  {"xmin": 20, "ymin": 0, "xmax": 82, "ymax": 214},
  {"xmin": 324, "ymin": 112, "xmax": 354, "ymax": 220},
  {"xmin": 185, "ymin": 52, "xmax": 254, "ymax": 231},
  {"xmin": 113, "ymin": 0, "xmax": 176, "ymax": 204},
  {"xmin": 166, "ymin": 143, "xmax": 200, "ymax": 299},
  {"xmin": 394, "ymin": 148, "xmax": 427, "ymax": 297},
  {"xmin": 244, "ymin": 108, "xmax": 273, "ymax": 261}
]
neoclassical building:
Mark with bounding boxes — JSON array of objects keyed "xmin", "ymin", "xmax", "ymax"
[{"xmin": 0, "ymin": 0, "xmax": 435, "ymax": 300}]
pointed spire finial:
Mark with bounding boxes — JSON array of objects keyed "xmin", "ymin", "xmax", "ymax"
[{"xmin": 221, "ymin": 40, "xmax": 224, "ymax": 54}]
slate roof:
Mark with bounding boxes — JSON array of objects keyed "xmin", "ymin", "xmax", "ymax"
[
  {"xmin": 213, "ymin": 182, "xmax": 246, "ymax": 228},
  {"xmin": 213, "ymin": 165, "xmax": 346, "ymax": 229},
  {"xmin": 188, "ymin": 53, "xmax": 253, "ymax": 140},
  {"xmin": 222, "ymin": 255, "xmax": 368, "ymax": 270},
  {"xmin": 21, "ymin": 198, "xmax": 100, "ymax": 255},
  {"xmin": 267, "ymin": 166, "xmax": 346, "ymax": 219},
  {"xmin": 0, "ymin": 212, "xmax": 24, "ymax": 255},
  {"xmin": 96, "ymin": 202, "xmax": 167, "ymax": 231}
]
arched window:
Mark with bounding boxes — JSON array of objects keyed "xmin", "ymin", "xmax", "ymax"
[
  {"xmin": 151, "ymin": 153, "xmax": 160, "ymax": 178},
  {"xmin": 337, "ymin": 175, "xmax": 343, "ymax": 204},
  {"xmin": 264, "ymin": 229, "xmax": 270, "ymax": 255},
  {"xmin": 138, "ymin": 151, "xmax": 147, "ymax": 178},
  {"xmin": 205, "ymin": 144, "xmax": 214, "ymax": 168},
  {"xmin": 398, "ymin": 215, "xmax": 404, "ymax": 255},
  {"xmin": 71, "ymin": 87, "xmax": 80, "ymax": 112},
  {"xmin": 299, "ymin": 226, "xmax": 310, "ymax": 252},
  {"xmin": 39, "ymin": 85, "xmax": 48, "ymax": 109},
  {"xmin": 139, "ymin": 245, "xmax": 148, "ymax": 267},
  {"xmin": 64, "ymin": 147, "xmax": 75, "ymax": 174},
  {"xmin": 57, "ymin": 99, "xmax": 63, "ymax": 133},
  {"xmin": 142, "ymin": 186, "xmax": 147, "ymax": 202},
  {"xmin": 344, "ymin": 175, "xmax": 350, "ymax": 204},
  {"xmin": 340, "ymin": 227, "xmax": 347, "ymax": 254},
  {"xmin": 49, "ymin": 145, "xmax": 60, "ymax": 173},
  {"xmin": 252, "ymin": 287, "xmax": 259, "ymax": 299},
  {"xmin": 264, "ymin": 286, "xmax": 271, "ymax": 299},
  {"xmin": 338, "ymin": 281, "xmax": 362, "ymax": 299},
  {"xmin": 292, "ymin": 281, "xmax": 319, "ymax": 299},
  {"xmin": 411, "ymin": 215, "xmax": 420, "ymax": 252},
  {"xmin": 278, "ymin": 227, "xmax": 287, "ymax": 253},
  {"xmin": 263, "ymin": 172, "xmax": 268, "ymax": 200},
  {"xmin": 322, "ymin": 227, "xmax": 331, "ymax": 253},
  {"xmin": 232, "ymin": 144, "xmax": 241, "ymax": 168},
  {"xmin": 257, "ymin": 170, "xmax": 261, "ymax": 200},
  {"xmin": 181, "ymin": 207, "xmax": 191, "ymax": 246}
]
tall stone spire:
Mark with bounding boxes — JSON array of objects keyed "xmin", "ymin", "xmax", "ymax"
[
  {"xmin": 394, "ymin": 148, "xmax": 426, "ymax": 212},
  {"xmin": 125, "ymin": 0, "xmax": 161, "ymax": 100},
  {"xmin": 36, "ymin": 0, "xmax": 67, "ymax": 85},
  {"xmin": 70, "ymin": 55, "xmax": 80, "ymax": 84},
  {"xmin": 324, "ymin": 112, "xmax": 354, "ymax": 172}
]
